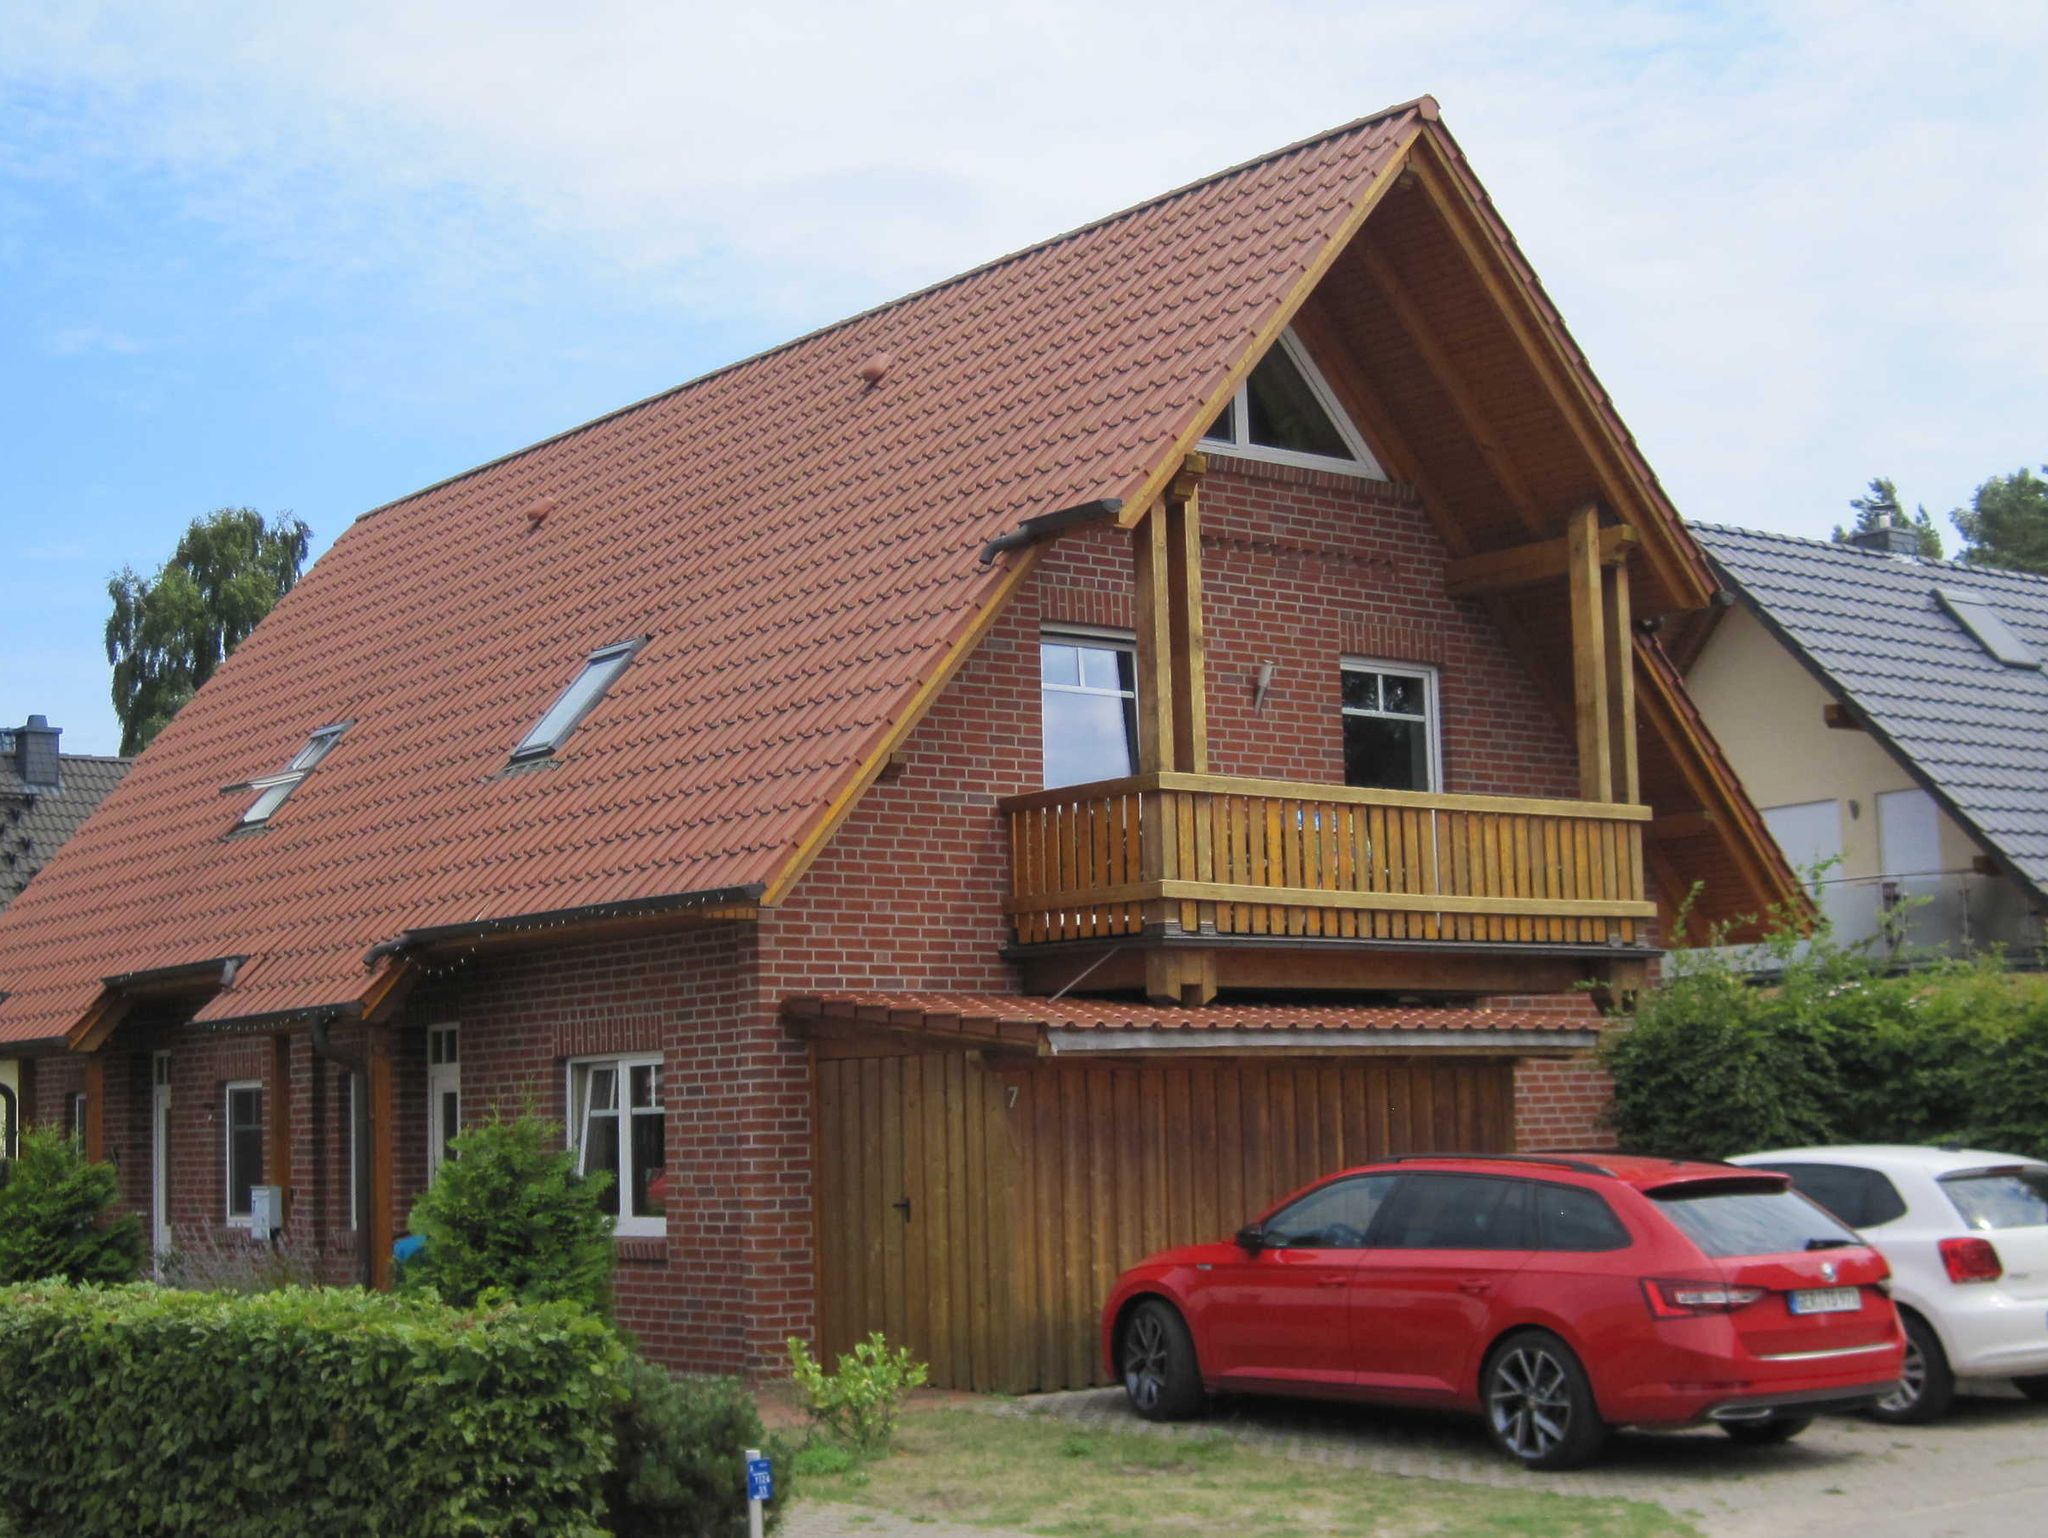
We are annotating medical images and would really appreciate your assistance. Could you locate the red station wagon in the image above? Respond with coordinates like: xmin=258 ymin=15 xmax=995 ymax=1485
xmin=1101 ymin=1153 xmax=1905 ymax=1468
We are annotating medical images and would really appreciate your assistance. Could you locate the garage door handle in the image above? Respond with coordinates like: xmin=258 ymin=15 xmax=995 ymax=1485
xmin=892 ymin=1197 xmax=912 ymax=1222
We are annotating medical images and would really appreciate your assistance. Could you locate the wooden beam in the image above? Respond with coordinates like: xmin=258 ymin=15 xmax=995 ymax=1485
xmin=1357 ymin=243 xmax=1547 ymax=537
xmin=80 ymin=1053 xmax=105 ymax=1164
xmin=1651 ymin=809 xmax=1718 ymax=842
xmin=1824 ymin=702 xmax=1863 ymax=731
xmin=366 ymin=1026 xmax=396 ymax=1290
xmin=1165 ymin=473 xmax=1209 ymax=774
xmin=1443 ymin=525 xmax=1637 ymax=599
xmin=1604 ymin=561 xmax=1640 ymax=803
xmin=65 ymin=990 xmax=131 ymax=1054
xmin=357 ymin=956 xmax=417 ymax=1024
xmin=1132 ymin=501 xmax=1176 ymax=774
xmin=1568 ymin=505 xmax=1613 ymax=801
xmin=270 ymin=1034 xmax=294 ymax=1226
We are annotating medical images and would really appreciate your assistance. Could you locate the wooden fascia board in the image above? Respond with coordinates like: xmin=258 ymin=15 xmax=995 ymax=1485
xmin=1444 ymin=524 xmax=1638 ymax=599
xmin=760 ymin=547 xmax=1045 ymax=905
xmin=1112 ymin=125 xmax=1425 ymax=531
xmin=1406 ymin=128 xmax=1715 ymax=614
xmin=64 ymin=990 xmax=131 ymax=1054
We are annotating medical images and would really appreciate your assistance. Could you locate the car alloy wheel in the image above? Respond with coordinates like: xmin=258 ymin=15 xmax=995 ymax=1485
xmin=1877 ymin=1334 xmax=1927 ymax=1417
xmin=1871 ymin=1312 xmax=1954 ymax=1424
xmin=1123 ymin=1309 xmax=1171 ymax=1414
xmin=1488 ymin=1343 xmax=1575 ymax=1462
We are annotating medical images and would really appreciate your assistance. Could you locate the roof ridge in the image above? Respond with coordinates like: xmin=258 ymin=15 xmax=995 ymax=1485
xmin=353 ymin=96 xmax=1435 ymax=526
xmin=1693 ymin=519 xmax=2048 ymax=589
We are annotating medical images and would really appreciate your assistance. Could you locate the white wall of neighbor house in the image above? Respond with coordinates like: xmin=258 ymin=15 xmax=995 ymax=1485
xmin=0 ymin=1058 xmax=17 ymax=1156
xmin=1687 ymin=604 xmax=1984 ymax=883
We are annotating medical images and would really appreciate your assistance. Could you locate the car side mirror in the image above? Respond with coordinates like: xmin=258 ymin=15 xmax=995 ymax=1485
xmin=1235 ymin=1224 xmax=1267 ymax=1254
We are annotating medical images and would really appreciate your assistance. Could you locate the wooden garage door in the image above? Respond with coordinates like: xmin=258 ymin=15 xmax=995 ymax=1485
xmin=814 ymin=1049 xmax=1515 ymax=1393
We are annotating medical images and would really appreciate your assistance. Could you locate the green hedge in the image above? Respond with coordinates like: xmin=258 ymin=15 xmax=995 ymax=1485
xmin=1603 ymin=922 xmax=2048 ymax=1161
xmin=0 ymin=1283 xmax=625 ymax=1538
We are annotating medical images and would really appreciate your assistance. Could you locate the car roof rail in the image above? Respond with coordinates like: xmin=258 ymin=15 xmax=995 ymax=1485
xmin=1378 ymin=1152 xmax=1613 ymax=1177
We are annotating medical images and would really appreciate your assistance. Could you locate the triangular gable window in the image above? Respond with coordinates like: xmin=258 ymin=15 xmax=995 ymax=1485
xmin=1202 ymin=328 xmax=1385 ymax=479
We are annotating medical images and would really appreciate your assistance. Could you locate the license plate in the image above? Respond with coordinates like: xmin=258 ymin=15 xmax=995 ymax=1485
xmin=1789 ymin=1287 xmax=1861 ymax=1315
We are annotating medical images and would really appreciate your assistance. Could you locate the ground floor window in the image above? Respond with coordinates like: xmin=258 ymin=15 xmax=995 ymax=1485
xmin=224 ymin=1081 xmax=263 ymax=1223
xmin=427 ymin=1024 xmax=460 ymax=1182
xmin=67 ymin=1091 xmax=87 ymax=1148
xmin=567 ymin=1055 xmax=666 ymax=1236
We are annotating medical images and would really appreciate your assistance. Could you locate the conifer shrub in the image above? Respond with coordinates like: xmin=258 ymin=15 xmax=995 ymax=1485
xmin=0 ymin=1127 xmax=144 ymax=1286
xmin=604 ymin=1357 xmax=793 ymax=1537
xmin=399 ymin=1112 xmax=616 ymax=1315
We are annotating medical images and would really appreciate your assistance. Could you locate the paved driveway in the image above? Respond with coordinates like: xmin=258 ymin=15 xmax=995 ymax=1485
xmin=1010 ymin=1384 xmax=2048 ymax=1538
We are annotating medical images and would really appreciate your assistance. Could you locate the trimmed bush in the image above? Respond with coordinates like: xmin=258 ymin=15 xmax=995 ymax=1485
xmin=0 ymin=1282 xmax=624 ymax=1538
xmin=605 ymin=1357 xmax=793 ymax=1537
xmin=0 ymin=1127 xmax=144 ymax=1286
xmin=787 ymin=1333 xmax=927 ymax=1456
xmin=400 ymin=1112 xmax=616 ymax=1315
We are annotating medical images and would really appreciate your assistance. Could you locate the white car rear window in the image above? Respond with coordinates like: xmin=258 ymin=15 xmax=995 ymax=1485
xmin=1942 ymin=1168 xmax=2048 ymax=1231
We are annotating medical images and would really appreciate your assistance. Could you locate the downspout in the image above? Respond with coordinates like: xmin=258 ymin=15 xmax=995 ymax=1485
xmin=309 ymin=1013 xmax=374 ymax=1289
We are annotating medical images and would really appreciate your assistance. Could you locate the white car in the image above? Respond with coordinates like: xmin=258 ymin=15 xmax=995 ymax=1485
xmin=1729 ymin=1145 xmax=2048 ymax=1421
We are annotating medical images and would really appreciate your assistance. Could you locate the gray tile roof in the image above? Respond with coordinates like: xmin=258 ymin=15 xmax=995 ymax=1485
xmin=1693 ymin=522 xmax=2048 ymax=901
xmin=0 ymin=753 xmax=130 ymax=909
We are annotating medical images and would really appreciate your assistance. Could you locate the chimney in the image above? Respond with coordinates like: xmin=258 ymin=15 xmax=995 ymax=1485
xmin=14 ymin=715 xmax=61 ymax=789
xmin=1847 ymin=526 xmax=1921 ymax=558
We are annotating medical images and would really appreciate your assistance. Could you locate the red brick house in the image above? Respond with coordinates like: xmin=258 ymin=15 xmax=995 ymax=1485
xmin=0 ymin=97 xmax=1794 ymax=1390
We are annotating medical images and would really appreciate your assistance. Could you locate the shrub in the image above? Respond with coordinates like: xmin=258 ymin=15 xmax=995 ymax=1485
xmin=156 ymin=1226 xmax=326 ymax=1294
xmin=604 ymin=1356 xmax=793 ymax=1537
xmin=399 ymin=1112 xmax=616 ymax=1315
xmin=0 ymin=1282 xmax=624 ymax=1538
xmin=1603 ymin=907 xmax=2048 ymax=1161
xmin=0 ymin=1127 xmax=144 ymax=1286
xmin=787 ymin=1333 xmax=927 ymax=1456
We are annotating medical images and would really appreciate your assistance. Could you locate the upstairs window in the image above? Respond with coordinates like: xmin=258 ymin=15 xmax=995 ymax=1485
xmin=240 ymin=723 xmax=346 ymax=825
xmin=1341 ymin=661 xmax=1439 ymax=792
xmin=512 ymin=640 xmax=643 ymax=761
xmin=1202 ymin=328 xmax=1386 ymax=478
xmin=1041 ymin=631 xmax=1138 ymax=789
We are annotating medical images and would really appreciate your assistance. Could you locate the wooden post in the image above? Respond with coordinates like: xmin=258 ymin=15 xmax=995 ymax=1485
xmin=366 ymin=1026 xmax=396 ymax=1290
xmin=1131 ymin=501 xmax=1176 ymax=774
xmin=269 ymin=1034 xmax=294 ymax=1226
xmin=1567 ymin=504 xmax=1613 ymax=802
xmin=79 ymin=1053 xmax=106 ymax=1163
xmin=1165 ymin=461 xmax=1209 ymax=774
xmin=1603 ymin=561 xmax=1639 ymax=803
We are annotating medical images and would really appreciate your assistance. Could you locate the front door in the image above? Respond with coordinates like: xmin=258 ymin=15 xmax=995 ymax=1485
xmin=151 ymin=1052 xmax=173 ymax=1259
xmin=1200 ymin=1173 xmax=1395 ymax=1391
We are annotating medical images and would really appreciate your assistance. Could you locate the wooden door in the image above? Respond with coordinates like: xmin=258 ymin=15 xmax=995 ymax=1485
xmin=812 ymin=1048 xmax=1017 ymax=1391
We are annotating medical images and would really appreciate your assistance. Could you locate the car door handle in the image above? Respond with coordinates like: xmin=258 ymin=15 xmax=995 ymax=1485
xmin=1317 ymin=1276 xmax=1348 ymax=1288
xmin=1458 ymin=1280 xmax=1493 ymax=1296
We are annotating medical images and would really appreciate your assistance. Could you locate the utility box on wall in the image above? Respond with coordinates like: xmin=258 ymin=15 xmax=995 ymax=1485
xmin=248 ymin=1185 xmax=284 ymax=1241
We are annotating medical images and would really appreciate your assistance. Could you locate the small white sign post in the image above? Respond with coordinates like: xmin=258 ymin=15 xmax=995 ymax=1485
xmin=744 ymin=1447 xmax=773 ymax=1538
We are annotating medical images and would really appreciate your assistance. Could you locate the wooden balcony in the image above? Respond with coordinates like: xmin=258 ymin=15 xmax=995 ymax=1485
xmin=1001 ymin=772 xmax=1653 ymax=971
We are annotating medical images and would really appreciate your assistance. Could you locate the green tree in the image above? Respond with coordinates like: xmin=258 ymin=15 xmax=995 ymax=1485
xmin=1831 ymin=476 xmax=1943 ymax=559
xmin=105 ymin=507 xmax=312 ymax=754
xmin=1954 ymin=465 xmax=2048 ymax=574
xmin=0 ymin=1126 xmax=146 ymax=1285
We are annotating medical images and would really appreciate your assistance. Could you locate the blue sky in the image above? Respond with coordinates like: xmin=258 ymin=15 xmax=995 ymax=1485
xmin=4 ymin=1 xmax=2044 ymax=755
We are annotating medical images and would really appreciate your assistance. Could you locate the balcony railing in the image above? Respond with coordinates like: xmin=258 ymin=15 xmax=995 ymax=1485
xmin=1000 ymin=772 xmax=1654 ymax=948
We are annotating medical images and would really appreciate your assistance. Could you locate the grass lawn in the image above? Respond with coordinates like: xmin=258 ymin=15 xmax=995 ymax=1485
xmin=797 ymin=1409 xmax=1697 ymax=1538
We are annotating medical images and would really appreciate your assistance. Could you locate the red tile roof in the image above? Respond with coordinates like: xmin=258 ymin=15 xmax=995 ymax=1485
xmin=0 ymin=102 xmax=1432 ymax=1045
xmin=784 ymin=992 xmax=1592 ymax=1038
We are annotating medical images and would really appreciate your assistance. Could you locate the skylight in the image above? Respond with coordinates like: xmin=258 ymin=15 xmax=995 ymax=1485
xmin=240 ymin=724 xmax=346 ymax=826
xmin=1935 ymin=587 xmax=2040 ymax=670
xmin=512 ymin=640 xmax=643 ymax=761
xmin=1201 ymin=328 xmax=1385 ymax=478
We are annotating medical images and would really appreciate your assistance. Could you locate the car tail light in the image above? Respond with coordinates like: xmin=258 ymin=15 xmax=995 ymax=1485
xmin=1642 ymin=1279 xmax=1767 ymax=1318
xmin=1939 ymin=1236 xmax=2003 ymax=1284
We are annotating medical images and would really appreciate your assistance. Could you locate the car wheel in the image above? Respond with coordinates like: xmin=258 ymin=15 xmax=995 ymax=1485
xmin=1481 ymin=1331 xmax=1608 ymax=1471
xmin=1870 ymin=1312 xmax=1955 ymax=1424
xmin=1721 ymin=1415 xmax=1812 ymax=1446
xmin=2013 ymin=1375 xmax=2048 ymax=1403
xmin=1120 ymin=1299 xmax=1205 ymax=1422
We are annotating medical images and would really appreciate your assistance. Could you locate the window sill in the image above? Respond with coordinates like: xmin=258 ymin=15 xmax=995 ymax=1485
xmin=614 ymin=1236 xmax=667 ymax=1265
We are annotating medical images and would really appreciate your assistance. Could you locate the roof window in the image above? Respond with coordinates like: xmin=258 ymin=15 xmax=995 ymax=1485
xmin=1935 ymin=586 xmax=2040 ymax=669
xmin=512 ymin=640 xmax=643 ymax=761
xmin=1201 ymin=328 xmax=1385 ymax=479
xmin=240 ymin=723 xmax=347 ymax=825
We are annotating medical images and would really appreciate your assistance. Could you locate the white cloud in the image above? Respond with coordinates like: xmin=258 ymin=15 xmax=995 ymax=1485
xmin=3 ymin=0 xmax=2044 ymax=536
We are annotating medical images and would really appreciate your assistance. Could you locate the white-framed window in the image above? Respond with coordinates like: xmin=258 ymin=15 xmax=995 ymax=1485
xmin=66 ymin=1091 xmax=87 ymax=1148
xmin=427 ymin=1025 xmax=461 ymax=1183
xmin=240 ymin=723 xmax=347 ymax=826
xmin=1201 ymin=327 xmax=1386 ymax=479
xmin=224 ymin=1081 xmax=264 ymax=1224
xmin=1340 ymin=660 xmax=1441 ymax=792
xmin=566 ymin=1055 xmax=667 ymax=1237
xmin=1040 ymin=629 xmax=1139 ymax=789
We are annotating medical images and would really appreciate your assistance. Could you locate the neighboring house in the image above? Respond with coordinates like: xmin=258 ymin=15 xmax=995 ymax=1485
xmin=0 ymin=97 xmax=1795 ymax=1388
xmin=1683 ymin=523 xmax=2048 ymax=964
xmin=0 ymin=715 xmax=130 ymax=1156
